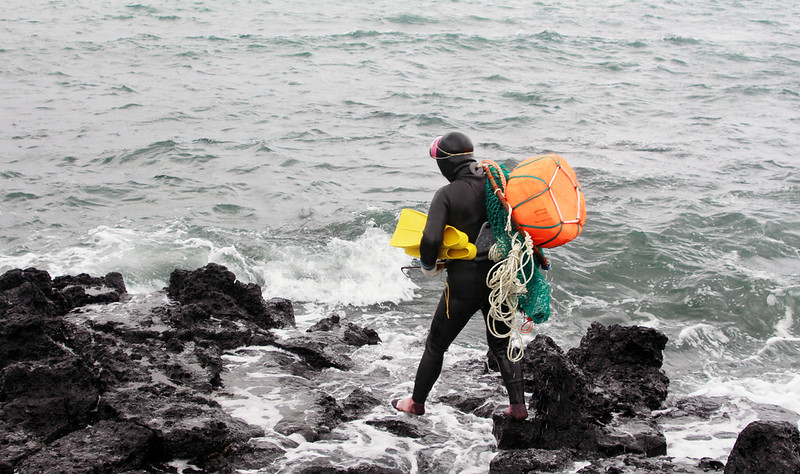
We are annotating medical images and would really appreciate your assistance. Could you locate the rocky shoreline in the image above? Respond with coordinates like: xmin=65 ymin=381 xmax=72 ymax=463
xmin=1 ymin=264 xmax=798 ymax=473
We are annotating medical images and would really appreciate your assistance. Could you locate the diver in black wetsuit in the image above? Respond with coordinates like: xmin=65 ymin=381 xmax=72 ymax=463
xmin=392 ymin=132 xmax=528 ymax=420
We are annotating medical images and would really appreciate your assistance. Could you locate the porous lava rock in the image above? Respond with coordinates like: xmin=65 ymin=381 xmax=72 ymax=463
xmin=0 ymin=264 xmax=379 ymax=472
xmin=724 ymin=420 xmax=800 ymax=474
xmin=568 ymin=322 xmax=670 ymax=413
xmin=167 ymin=262 xmax=295 ymax=330
xmin=492 ymin=323 xmax=669 ymax=460
xmin=3 ymin=265 xmax=797 ymax=474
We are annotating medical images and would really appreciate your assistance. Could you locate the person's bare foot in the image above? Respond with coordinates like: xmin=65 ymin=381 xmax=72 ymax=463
xmin=391 ymin=397 xmax=425 ymax=415
xmin=503 ymin=403 xmax=528 ymax=420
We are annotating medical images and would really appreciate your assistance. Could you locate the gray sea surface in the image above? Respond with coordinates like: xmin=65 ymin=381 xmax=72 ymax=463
xmin=1 ymin=0 xmax=799 ymax=472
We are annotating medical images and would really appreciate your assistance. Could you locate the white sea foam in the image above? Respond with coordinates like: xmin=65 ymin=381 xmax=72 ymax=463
xmin=258 ymin=226 xmax=419 ymax=307
xmin=676 ymin=323 xmax=731 ymax=351
xmin=692 ymin=375 xmax=800 ymax=419
xmin=774 ymin=303 xmax=795 ymax=338
xmin=217 ymin=385 xmax=283 ymax=429
xmin=0 ymin=223 xmax=418 ymax=309
xmin=0 ymin=224 xmax=232 ymax=293
xmin=217 ymin=319 xmax=508 ymax=473
xmin=664 ymin=374 xmax=800 ymax=464
xmin=662 ymin=404 xmax=750 ymax=464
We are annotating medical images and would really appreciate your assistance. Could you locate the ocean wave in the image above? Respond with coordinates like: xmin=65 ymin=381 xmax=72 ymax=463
xmin=1 ymin=2 xmax=799 ymax=464
xmin=384 ymin=13 xmax=438 ymax=26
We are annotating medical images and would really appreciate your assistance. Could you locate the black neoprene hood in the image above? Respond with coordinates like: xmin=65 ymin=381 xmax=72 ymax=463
xmin=432 ymin=131 xmax=474 ymax=157
xmin=434 ymin=132 xmax=476 ymax=182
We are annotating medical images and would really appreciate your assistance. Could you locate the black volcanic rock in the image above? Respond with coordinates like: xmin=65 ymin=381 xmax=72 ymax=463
xmin=340 ymin=387 xmax=382 ymax=421
xmin=53 ymin=271 xmax=127 ymax=308
xmin=269 ymin=314 xmax=382 ymax=373
xmin=16 ymin=420 xmax=153 ymax=473
xmin=1 ymin=356 xmax=100 ymax=440
xmin=0 ymin=267 xmax=62 ymax=316
xmin=307 ymin=313 xmax=381 ymax=346
xmin=0 ymin=264 xmax=391 ymax=473
xmin=493 ymin=323 xmax=667 ymax=457
xmin=724 ymin=420 xmax=800 ymax=474
xmin=0 ymin=266 xmax=273 ymax=472
xmin=489 ymin=448 xmax=575 ymax=474
xmin=568 ymin=322 xmax=670 ymax=412
xmin=2 ymin=265 xmax=797 ymax=474
xmin=167 ymin=262 xmax=295 ymax=330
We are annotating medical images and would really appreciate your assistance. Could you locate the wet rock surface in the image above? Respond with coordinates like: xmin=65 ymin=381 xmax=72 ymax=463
xmin=1 ymin=264 xmax=796 ymax=473
xmin=0 ymin=264 xmax=377 ymax=473
xmin=723 ymin=420 xmax=800 ymax=474
xmin=493 ymin=324 xmax=669 ymax=456
xmin=490 ymin=322 xmax=798 ymax=473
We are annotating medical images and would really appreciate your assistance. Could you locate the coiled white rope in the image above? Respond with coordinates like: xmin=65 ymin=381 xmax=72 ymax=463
xmin=485 ymin=209 xmax=537 ymax=362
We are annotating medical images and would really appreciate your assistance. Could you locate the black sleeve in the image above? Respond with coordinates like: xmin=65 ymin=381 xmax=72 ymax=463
xmin=420 ymin=187 xmax=449 ymax=268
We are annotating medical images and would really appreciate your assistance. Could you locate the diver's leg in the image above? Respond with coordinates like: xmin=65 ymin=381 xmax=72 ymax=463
xmin=482 ymin=306 xmax=528 ymax=419
xmin=411 ymin=288 xmax=475 ymax=403
xmin=394 ymin=264 xmax=484 ymax=414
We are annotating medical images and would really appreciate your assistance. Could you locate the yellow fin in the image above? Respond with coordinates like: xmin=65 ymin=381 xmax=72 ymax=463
xmin=443 ymin=243 xmax=477 ymax=260
xmin=390 ymin=208 xmax=475 ymax=260
xmin=442 ymin=226 xmax=468 ymax=249
xmin=402 ymin=244 xmax=476 ymax=260
xmin=388 ymin=209 xmax=425 ymax=248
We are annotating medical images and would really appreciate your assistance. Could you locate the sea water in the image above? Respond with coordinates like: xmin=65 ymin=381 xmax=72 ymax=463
xmin=1 ymin=0 xmax=798 ymax=472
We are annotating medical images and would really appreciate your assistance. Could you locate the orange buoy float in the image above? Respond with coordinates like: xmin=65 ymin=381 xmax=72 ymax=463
xmin=504 ymin=154 xmax=586 ymax=248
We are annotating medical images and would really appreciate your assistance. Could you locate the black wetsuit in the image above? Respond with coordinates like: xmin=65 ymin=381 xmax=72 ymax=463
xmin=413 ymin=157 xmax=525 ymax=406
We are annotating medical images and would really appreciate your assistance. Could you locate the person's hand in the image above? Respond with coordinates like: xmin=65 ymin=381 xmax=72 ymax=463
xmin=421 ymin=260 xmax=446 ymax=277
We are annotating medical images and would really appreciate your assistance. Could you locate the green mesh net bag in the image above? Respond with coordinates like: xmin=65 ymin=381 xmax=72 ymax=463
xmin=484 ymin=161 xmax=551 ymax=324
